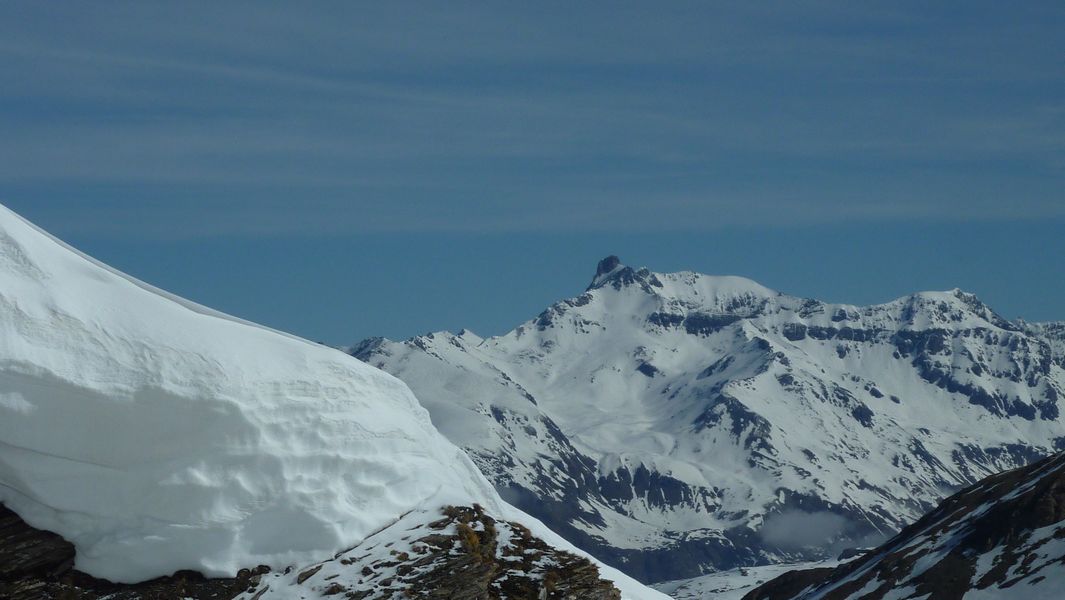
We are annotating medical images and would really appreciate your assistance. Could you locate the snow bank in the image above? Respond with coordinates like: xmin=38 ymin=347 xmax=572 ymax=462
xmin=0 ymin=205 xmax=667 ymax=599
xmin=0 ymin=204 xmax=501 ymax=582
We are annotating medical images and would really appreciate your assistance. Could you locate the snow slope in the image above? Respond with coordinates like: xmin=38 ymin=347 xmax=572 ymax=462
xmin=0 ymin=205 xmax=665 ymax=599
xmin=353 ymin=256 xmax=1065 ymax=582
xmin=0 ymin=204 xmax=499 ymax=582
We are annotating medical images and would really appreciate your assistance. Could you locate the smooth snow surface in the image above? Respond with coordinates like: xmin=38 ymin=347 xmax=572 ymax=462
xmin=0 ymin=205 xmax=666 ymax=599
xmin=0 ymin=204 xmax=501 ymax=581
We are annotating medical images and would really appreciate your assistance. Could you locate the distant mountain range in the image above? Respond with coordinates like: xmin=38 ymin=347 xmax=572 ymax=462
xmin=351 ymin=256 xmax=1065 ymax=583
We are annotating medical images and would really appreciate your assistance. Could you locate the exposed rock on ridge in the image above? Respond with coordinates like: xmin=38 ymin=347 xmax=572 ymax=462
xmin=0 ymin=503 xmax=624 ymax=600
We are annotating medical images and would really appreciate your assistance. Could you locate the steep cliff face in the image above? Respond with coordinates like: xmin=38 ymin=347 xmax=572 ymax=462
xmin=743 ymin=451 xmax=1065 ymax=600
xmin=354 ymin=257 xmax=1065 ymax=582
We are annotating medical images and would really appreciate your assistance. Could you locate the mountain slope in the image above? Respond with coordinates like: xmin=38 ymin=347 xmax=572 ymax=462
xmin=654 ymin=561 xmax=842 ymax=600
xmin=1023 ymin=320 xmax=1065 ymax=366
xmin=744 ymin=451 xmax=1065 ymax=599
xmin=353 ymin=256 xmax=1065 ymax=582
xmin=0 ymin=207 xmax=666 ymax=600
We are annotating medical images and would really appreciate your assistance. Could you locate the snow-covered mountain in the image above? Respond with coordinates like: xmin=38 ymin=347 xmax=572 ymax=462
xmin=744 ymin=450 xmax=1065 ymax=599
xmin=352 ymin=256 xmax=1065 ymax=583
xmin=0 ymin=207 xmax=665 ymax=600
xmin=1022 ymin=320 xmax=1065 ymax=366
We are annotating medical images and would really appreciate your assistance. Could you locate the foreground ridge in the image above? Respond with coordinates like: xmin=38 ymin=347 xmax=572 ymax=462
xmin=744 ymin=451 xmax=1065 ymax=599
xmin=0 ymin=503 xmax=624 ymax=600
xmin=242 ymin=504 xmax=622 ymax=600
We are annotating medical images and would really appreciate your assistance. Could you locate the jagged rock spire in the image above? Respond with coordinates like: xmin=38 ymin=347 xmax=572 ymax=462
xmin=596 ymin=255 xmax=621 ymax=278
xmin=589 ymin=255 xmax=624 ymax=289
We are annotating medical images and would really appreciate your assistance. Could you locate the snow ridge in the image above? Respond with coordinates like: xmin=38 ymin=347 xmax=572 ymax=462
xmin=0 ymin=204 xmax=502 ymax=582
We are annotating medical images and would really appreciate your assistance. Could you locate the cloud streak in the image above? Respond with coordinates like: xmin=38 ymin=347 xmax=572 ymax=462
xmin=1 ymin=1 xmax=1062 ymax=238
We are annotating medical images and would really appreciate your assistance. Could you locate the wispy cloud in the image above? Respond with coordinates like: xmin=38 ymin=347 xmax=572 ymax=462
xmin=1 ymin=1 xmax=1062 ymax=237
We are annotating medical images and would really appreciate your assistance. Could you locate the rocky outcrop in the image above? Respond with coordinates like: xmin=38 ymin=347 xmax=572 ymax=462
xmin=242 ymin=504 xmax=623 ymax=600
xmin=1 ymin=503 xmax=622 ymax=600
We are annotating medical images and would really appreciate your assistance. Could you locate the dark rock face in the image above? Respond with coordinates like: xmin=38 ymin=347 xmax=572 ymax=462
xmin=741 ymin=567 xmax=838 ymax=600
xmin=0 ymin=504 xmax=73 ymax=581
xmin=596 ymin=255 xmax=622 ymax=278
xmin=683 ymin=313 xmax=744 ymax=336
xmin=743 ymin=452 xmax=1065 ymax=600
xmin=347 ymin=336 xmax=388 ymax=361
xmin=636 ymin=361 xmax=660 ymax=377
xmin=587 ymin=261 xmax=664 ymax=293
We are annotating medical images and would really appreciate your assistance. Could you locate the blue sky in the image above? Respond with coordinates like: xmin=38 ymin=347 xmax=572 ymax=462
xmin=2 ymin=2 xmax=1062 ymax=343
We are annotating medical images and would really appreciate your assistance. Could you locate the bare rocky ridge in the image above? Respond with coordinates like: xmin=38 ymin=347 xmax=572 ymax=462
xmin=241 ymin=504 xmax=621 ymax=600
xmin=0 ymin=503 xmax=621 ymax=600
xmin=743 ymin=451 xmax=1065 ymax=599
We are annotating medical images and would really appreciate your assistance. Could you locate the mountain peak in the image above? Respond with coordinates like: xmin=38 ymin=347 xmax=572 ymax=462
xmin=596 ymin=255 xmax=622 ymax=277
xmin=589 ymin=255 xmax=627 ymax=289
xmin=893 ymin=288 xmax=1017 ymax=331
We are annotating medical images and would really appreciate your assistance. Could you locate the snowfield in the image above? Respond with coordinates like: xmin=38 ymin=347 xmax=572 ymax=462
xmin=0 ymin=205 xmax=666 ymax=600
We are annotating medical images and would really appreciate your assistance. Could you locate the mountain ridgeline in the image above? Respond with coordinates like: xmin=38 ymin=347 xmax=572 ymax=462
xmin=351 ymin=257 xmax=1065 ymax=583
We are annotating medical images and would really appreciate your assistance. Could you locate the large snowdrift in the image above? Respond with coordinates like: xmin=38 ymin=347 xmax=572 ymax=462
xmin=0 ymin=205 xmax=667 ymax=599
xmin=0 ymin=204 xmax=501 ymax=581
